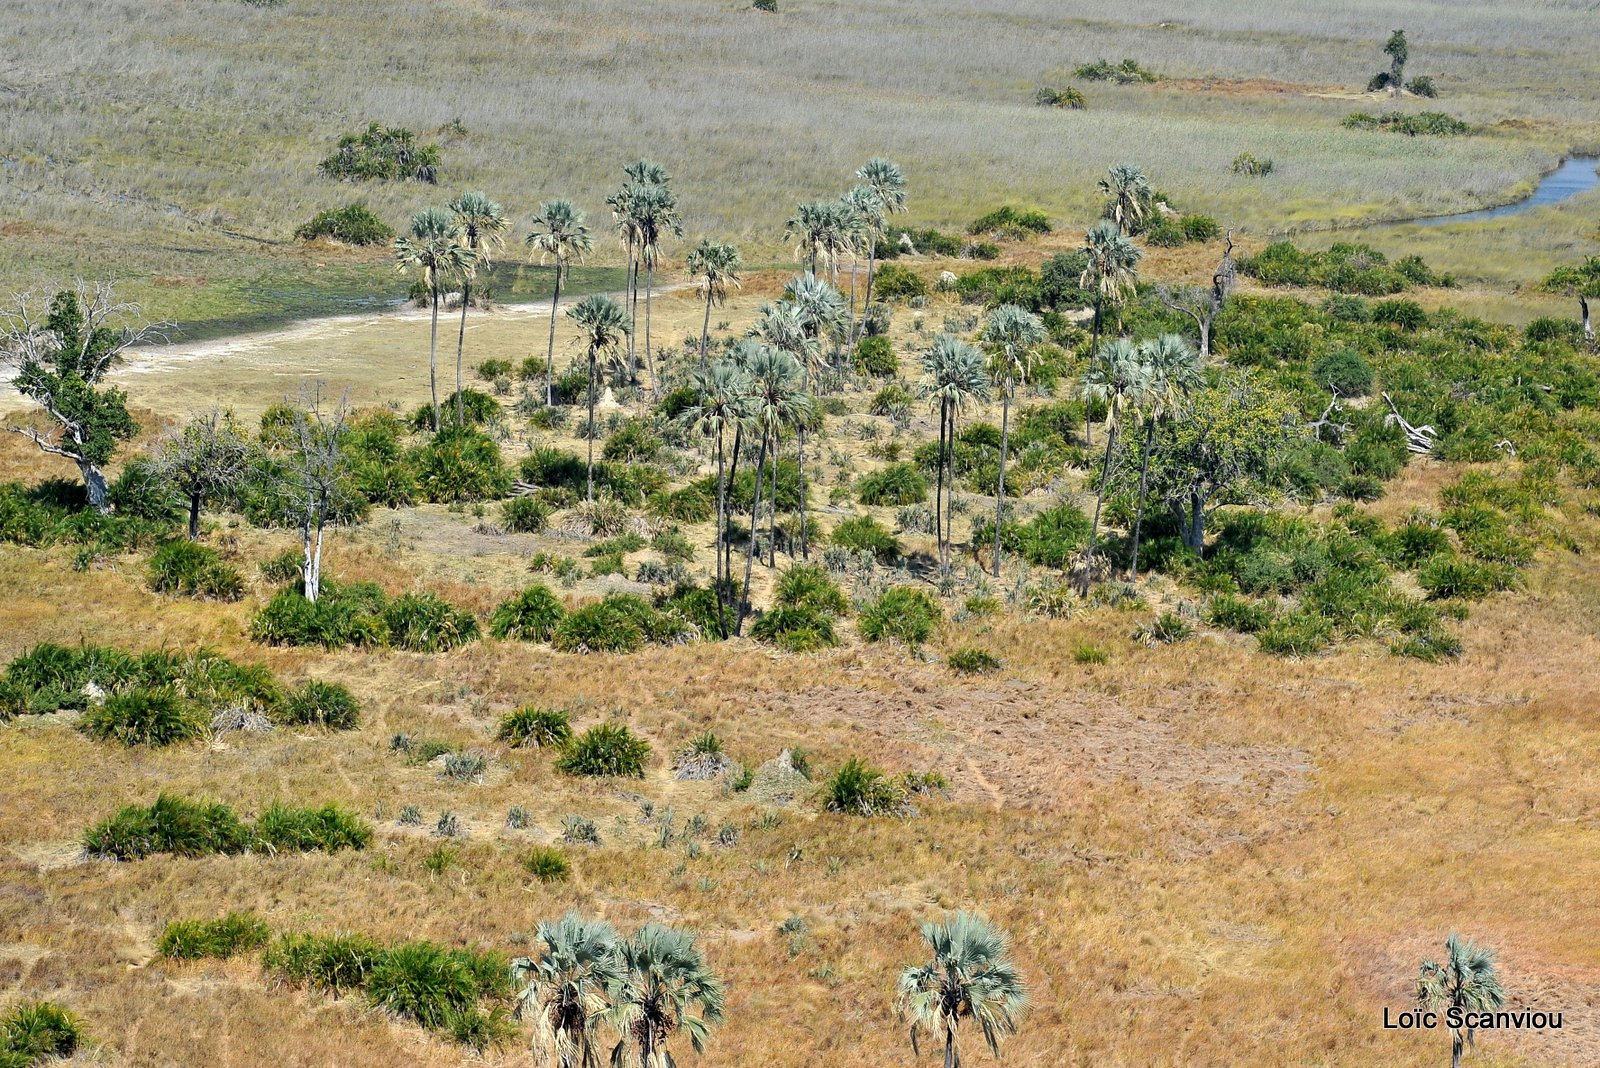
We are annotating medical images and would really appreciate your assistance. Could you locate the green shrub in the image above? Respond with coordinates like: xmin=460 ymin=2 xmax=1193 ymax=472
xmin=1134 ymin=612 xmax=1193 ymax=645
xmin=1256 ymin=611 xmax=1334 ymax=657
xmin=501 ymin=495 xmax=550 ymax=533
xmin=968 ymin=206 xmax=1052 ymax=238
xmin=831 ymin=515 xmax=900 ymax=560
xmin=954 ymin=266 xmax=1042 ymax=310
xmin=252 ymin=802 xmax=374 ymax=853
xmin=1 ymin=1002 xmax=83 ymax=1063
xmin=602 ymin=420 xmax=663 ymax=464
xmin=159 ymin=913 xmax=272 ymax=960
xmin=872 ymin=263 xmax=928 ymax=301
xmin=260 ymin=549 xmax=303 ymax=584
xmin=496 ymin=706 xmax=572 ymax=749
xmin=1072 ymin=643 xmax=1109 ymax=665
xmin=411 ymin=427 xmax=511 ymax=503
xmin=295 ymin=204 xmax=394 ymax=245
xmin=857 ymin=463 xmax=928 ymax=506
xmin=858 ymin=587 xmax=941 ymax=647
xmin=519 ymin=446 xmax=587 ymax=491
xmin=366 ymin=942 xmax=480 ymax=1030
xmin=1205 ymin=594 xmax=1274 ymax=633
xmin=264 ymin=932 xmax=383 ymax=994
xmin=148 ymin=539 xmax=245 ymax=600
xmin=1232 ymin=153 xmax=1275 ymax=176
xmin=1073 ymin=57 xmax=1158 ymax=83
xmin=384 ymin=592 xmax=480 ymax=652
xmin=650 ymin=482 xmax=715 ymax=523
xmin=521 ymin=847 xmax=571 ymax=883
xmin=80 ymin=687 xmax=203 ymax=747
xmin=550 ymin=593 xmax=689 ymax=652
xmin=1240 ymin=241 xmax=1452 ymax=294
xmin=853 ymin=335 xmax=898 ymax=376
xmin=281 ymin=680 xmax=361 ymax=730
xmin=556 ymin=723 xmax=651 ymax=777
xmin=822 ymin=758 xmax=905 ymax=816
xmin=947 ymin=647 xmax=1002 ymax=674
xmin=1343 ymin=111 xmax=1469 ymax=136
xmin=489 ymin=584 xmax=566 ymax=641
xmin=83 ymin=794 xmax=254 ymax=860
xmin=319 ymin=122 xmax=440 ymax=183
xmin=773 ymin=565 xmax=849 ymax=615
xmin=1035 ymin=85 xmax=1088 ymax=109
xmin=1416 ymin=555 xmax=1516 ymax=601
xmin=751 ymin=605 xmax=839 ymax=652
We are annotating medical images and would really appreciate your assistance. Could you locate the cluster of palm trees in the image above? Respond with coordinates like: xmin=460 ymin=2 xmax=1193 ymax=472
xmin=513 ymin=910 xmax=1028 ymax=1068
xmin=785 ymin=158 xmax=908 ymax=346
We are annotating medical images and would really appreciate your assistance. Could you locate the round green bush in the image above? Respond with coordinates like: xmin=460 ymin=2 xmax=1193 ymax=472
xmin=750 ymin=605 xmax=839 ymax=652
xmin=501 ymin=496 xmax=550 ymax=534
xmin=281 ymin=680 xmax=361 ymax=730
xmin=496 ymin=706 xmax=572 ymax=749
xmin=831 ymin=515 xmax=900 ymax=561
xmin=158 ymin=912 xmax=272 ymax=960
xmin=295 ymin=204 xmax=394 ymax=245
xmin=366 ymin=942 xmax=479 ymax=1030
xmin=489 ymin=584 xmax=566 ymax=642
xmin=411 ymin=427 xmax=512 ymax=503
xmin=858 ymin=587 xmax=941 ymax=647
xmin=521 ymin=847 xmax=571 ymax=883
xmin=149 ymin=540 xmax=244 ymax=601
xmin=556 ymin=723 xmax=651 ymax=777
xmin=852 ymin=335 xmax=898 ymax=377
xmin=773 ymin=565 xmax=849 ymax=615
xmin=80 ymin=686 xmax=203 ymax=747
xmin=384 ymin=592 xmax=480 ymax=653
xmin=1311 ymin=349 xmax=1374 ymax=396
xmin=1 ymin=1002 xmax=83 ymax=1063
xmin=857 ymin=463 xmax=928 ymax=507
xmin=821 ymin=758 xmax=905 ymax=816
xmin=947 ymin=647 xmax=1001 ymax=674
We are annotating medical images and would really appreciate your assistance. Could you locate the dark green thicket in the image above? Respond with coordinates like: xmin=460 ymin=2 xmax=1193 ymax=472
xmin=556 ymin=723 xmax=652 ymax=777
xmin=83 ymin=794 xmax=371 ymax=860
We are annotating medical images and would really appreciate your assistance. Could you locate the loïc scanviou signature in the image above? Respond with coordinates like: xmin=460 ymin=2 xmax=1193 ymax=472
xmin=1384 ymin=1007 xmax=1563 ymax=1031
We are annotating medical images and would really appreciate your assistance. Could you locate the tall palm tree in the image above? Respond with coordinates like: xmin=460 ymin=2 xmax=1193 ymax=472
xmin=738 ymin=345 xmax=807 ymax=631
xmin=920 ymin=334 xmax=989 ymax=567
xmin=632 ymin=181 xmax=682 ymax=394
xmin=1098 ymin=162 xmax=1153 ymax=236
xmin=750 ymin=300 xmax=823 ymax=558
xmin=447 ymin=191 xmax=508 ymax=425
xmin=567 ymin=294 xmax=632 ymax=501
xmin=895 ymin=912 xmax=1027 ymax=1068
xmin=527 ymin=199 xmax=594 ymax=405
xmin=854 ymin=157 xmax=907 ymax=345
xmin=1078 ymin=338 xmax=1148 ymax=593
xmin=679 ymin=360 xmax=752 ymax=637
xmin=841 ymin=186 xmax=875 ymax=324
xmin=782 ymin=272 xmax=850 ymax=379
xmin=785 ymin=201 xmax=838 ymax=278
xmin=1416 ymin=934 xmax=1505 ymax=1068
xmin=603 ymin=924 xmax=725 ymax=1068
xmin=1128 ymin=333 xmax=1201 ymax=580
xmin=1079 ymin=220 xmax=1142 ymax=443
xmin=686 ymin=239 xmax=742 ymax=370
xmin=980 ymin=304 xmax=1046 ymax=578
xmin=393 ymin=207 xmax=474 ymax=432
xmin=511 ymin=913 xmax=622 ymax=1068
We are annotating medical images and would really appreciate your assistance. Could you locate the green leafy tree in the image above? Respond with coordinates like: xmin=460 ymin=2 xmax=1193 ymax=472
xmin=527 ymin=199 xmax=595 ymax=405
xmin=566 ymin=295 xmax=632 ymax=501
xmin=279 ymin=392 xmax=361 ymax=603
xmin=511 ymin=913 xmax=622 ymax=1068
xmin=920 ymin=334 xmax=989 ymax=566
xmin=394 ymin=208 xmax=475 ymax=432
xmin=1375 ymin=29 xmax=1409 ymax=96
xmin=1 ymin=284 xmax=158 ymax=510
xmin=979 ymin=305 xmax=1046 ymax=577
xmin=448 ymin=191 xmax=509 ymax=425
xmin=853 ymin=157 xmax=908 ymax=344
xmin=895 ymin=912 xmax=1027 ymax=1068
xmin=158 ymin=409 xmax=254 ymax=538
xmin=1141 ymin=372 xmax=1298 ymax=550
xmin=686 ymin=240 xmax=742 ymax=369
xmin=1416 ymin=934 xmax=1504 ymax=1068
xmin=603 ymin=924 xmax=725 ymax=1068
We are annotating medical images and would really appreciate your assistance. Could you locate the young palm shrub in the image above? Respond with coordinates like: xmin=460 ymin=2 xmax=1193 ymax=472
xmin=557 ymin=724 xmax=651 ymax=778
xmin=158 ymin=913 xmax=272 ymax=960
xmin=751 ymin=605 xmax=839 ymax=652
xmin=521 ymin=847 xmax=572 ymax=884
xmin=384 ymin=592 xmax=480 ymax=652
xmin=858 ymin=587 xmax=942 ymax=648
xmin=366 ymin=941 xmax=481 ymax=1031
xmin=79 ymin=686 xmax=203 ymax=747
xmin=264 ymin=932 xmax=384 ymax=994
xmin=511 ymin=913 xmax=621 ymax=1068
xmin=280 ymin=680 xmax=361 ymax=730
xmin=857 ymin=462 xmax=929 ymax=506
xmin=947 ymin=647 xmax=1002 ymax=675
xmin=1416 ymin=934 xmax=1504 ymax=1068
xmin=502 ymin=495 xmax=552 ymax=533
xmin=895 ymin=912 xmax=1027 ymax=1066
xmin=603 ymin=924 xmax=725 ymax=1068
xmin=148 ymin=539 xmax=244 ymax=600
xmin=83 ymin=794 xmax=254 ymax=860
xmin=831 ymin=514 xmax=900 ymax=561
xmin=490 ymin=583 xmax=567 ymax=641
xmin=822 ymin=758 xmax=906 ymax=816
xmin=1 ymin=1002 xmax=84 ymax=1064
xmin=497 ymin=706 xmax=573 ymax=749
xmin=252 ymin=803 xmax=373 ymax=853
xmin=773 ymin=564 xmax=849 ymax=616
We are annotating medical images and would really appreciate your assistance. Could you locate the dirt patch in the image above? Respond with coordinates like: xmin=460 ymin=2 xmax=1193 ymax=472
xmin=1157 ymin=77 xmax=1349 ymax=98
xmin=765 ymin=672 xmax=1309 ymax=812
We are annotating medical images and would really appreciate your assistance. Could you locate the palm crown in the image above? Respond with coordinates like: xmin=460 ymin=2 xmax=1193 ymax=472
xmin=528 ymin=199 xmax=594 ymax=267
xmin=604 ymin=924 xmax=726 ymax=1068
xmin=513 ymin=913 xmax=623 ymax=1068
xmin=896 ymin=912 xmax=1027 ymax=1067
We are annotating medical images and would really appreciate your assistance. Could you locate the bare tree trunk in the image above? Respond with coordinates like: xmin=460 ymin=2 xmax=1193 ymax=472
xmin=934 ymin=398 xmax=947 ymax=566
xmin=700 ymin=288 xmax=713 ymax=371
xmin=429 ymin=283 xmax=441 ymax=432
xmin=545 ymin=265 xmax=562 ymax=406
xmin=1582 ymin=296 xmax=1594 ymax=347
xmin=714 ymin=429 xmax=729 ymax=638
xmin=796 ymin=428 xmax=809 ymax=559
xmin=585 ymin=349 xmax=597 ymax=502
xmin=848 ymin=252 xmax=858 ymax=328
xmin=626 ymin=251 xmax=638 ymax=384
xmin=738 ymin=434 xmax=769 ymax=635
xmin=1086 ymin=300 xmax=1102 ymax=446
xmin=1186 ymin=492 xmax=1205 ymax=551
xmin=1129 ymin=421 xmax=1156 ymax=580
xmin=187 ymin=493 xmax=202 ymax=540
xmin=857 ymin=242 xmax=878 ymax=347
xmin=644 ymin=262 xmax=657 ymax=394
xmin=455 ymin=278 xmax=469 ymax=426
xmin=81 ymin=462 xmax=110 ymax=514
xmin=767 ymin=429 xmax=779 ymax=567
xmin=724 ymin=425 xmax=743 ymax=584
xmin=992 ymin=382 xmax=1012 ymax=578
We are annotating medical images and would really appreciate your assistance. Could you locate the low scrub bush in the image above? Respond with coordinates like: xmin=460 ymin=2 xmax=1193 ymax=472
xmin=853 ymin=335 xmax=898 ymax=376
xmin=148 ymin=540 xmax=245 ymax=601
xmin=857 ymin=463 xmax=928 ymax=506
xmin=295 ymin=204 xmax=393 ymax=245
xmin=968 ymin=206 xmax=1052 ymax=238
xmin=858 ymin=587 xmax=941 ymax=647
xmin=281 ymin=680 xmax=360 ymax=730
xmin=159 ymin=913 xmax=272 ymax=960
xmin=319 ymin=122 xmax=440 ymax=183
xmin=497 ymin=706 xmax=573 ymax=748
xmin=250 ymin=802 xmax=374 ymax=853
xmin=1232 ymin=153 xmax=1274 ymax=176
xmin=501 ymin=496 xmax=550 ymax=533
xmin=947 ymin=647 xmax=1002 ymax=674
xmin=551 ymin=594 xmax=692 ymax=653
xmin=265 ymin=932 xmax=383 ymax=994
xmin=556 ymin=723 xmax=651 ymax=777
xmin=80 ymin=686 xmax=204 ymax=747
xmin=831 ymin=515 xmax=900 ymax=561
xmin=1343 ymin=111 xmax=1469 ymax=136
xmin=774 ymin=565 xmax=849 ymax=615
xmin=384 ymin=592 xmax=480 ymax=653
xmin=1074 ymin=57 xmax=1158 ymax=83
xmin=252 ymin=583 xmax=390 ymax=649
xmin=1416 ymin=555 xmax=1516 ymax=601
xmin=751 ymin=605 xmax=839 ymax=652
xmin=1 ymin=1002 xmax=83 ymax=1064
xmin=1035 ymin=85 xmax=1087 ymax=109
xmin=1241 ymin=242 xmax=1453 ymax=294
xmin=489 ymin=584 xmax=566 ymax=641
xmin=83 ymin=794 xmax=370 ymax=860
xmin=411 ymin=427 xmax=511 ymax=503
xmin=1205 ymin=594 xmax=1274 ymax=633
xmin=521 ymin=847 xmax=571 ymax=883
xmin=822 ymin=758 xmax=906 ymax=816
xmin=366 ymin=941 xmax=480 ymax=1030
xmin=872 ymin=263 xmax=928 ymax=301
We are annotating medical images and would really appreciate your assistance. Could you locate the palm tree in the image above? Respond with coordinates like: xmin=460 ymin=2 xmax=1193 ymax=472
xmin=841 ymin=186 xmax=875 ymax=324
xmin=393 ymin=207 xmax=474 ymax=432
xmin=750 ymin=300 xmax=823 ymax=558
xmin=1128 ymin=333 xmax=1201 ymax=579
xmin=782 ymin=272 xmax=850 ymax=379
xmin=1078 ymin=337 xmax=1148 ymax=593
xmin=679 ymin=360 xmax=752 ymax=637
xmin=920 ymin=334 xmax=989 ymax=566
xmin=979 ymin=304 xmax=1046 ymax=578
xmin=527 ymin=199 xmax=594 ymax=405
xmin=1416 ymin=934 xmax=1505 ymax=1068
xmin=785 ymin=201 xmax=838 ymax=278
xmin=1079 ymin=220 xmax=1142 ymax=443
xmin=567 ymin=294 xmax=632 ymax=501
xmin=895 ymin=912 xmax=1027 ymax=1068
xmin=603 ymin=924 xmax=725 ymax=1068
xmin=686 ymin=239 xmax=742 ymax=370
xmin=632 ymin=181 xmax=682 ymax=394
xmin=854 ymin=157 xmax=907 ymax=344
xmin=447 ymin=191 xmax=509 ymax=425
xmin=1098 ymin=162 xmax=1153 ymax=235
xmin=511 ymin=913 xmax=622 ymax=1068
xmin=738 ymin=345 xmax=807 ymax=630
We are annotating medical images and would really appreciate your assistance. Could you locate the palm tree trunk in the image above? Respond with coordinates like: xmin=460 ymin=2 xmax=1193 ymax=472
xmin=645 ymin=262 xmax=657 ymax=394
xmin=934 ymin=398 xmax=947 ymax=566
xmin=1129 ymin=421 xmax=1156 ymax=580
xmin=724 ymin=425 xmax=743 ymax=583
xmin=1086 ymin=300 xmax=1101 ymax=447
xmin=429 ymin=283 xmax=441 ymax=432
xmin=738 ymin=434 xmax=769 ymax=634
xmin=767 ymin=428 xmax=779 ymax=567
xmin=796 ymin=428 xmax=809 ymax=559
xmin=699 ymin=287 xmax=713 ymax=371
xmin=455 ymin=277 xmax=470 ymax=427
xmin=848 ymin=252 xmax=858 ymax=327
xmin=992 ymin=381 xmax=1011 ymax=578
xmin=585 ymin=349 xmax=597 ymax=502
xmin=1451 ymin=1031 xmax=1463 ymax=1068
xmin=626 ymin=250 xmax=638 ymax=383
xmin=945 ymin=409 xmax=958 ymax=566
xmin=545 ymin=264 xmax=562 ymax=406
xmin=1082 ymin=420 xmax=1118 ymax=594
xmin=714 ymin=428 xmax=729 ymax=638
xmin=858 ymin=241 xmax=879 ymax=346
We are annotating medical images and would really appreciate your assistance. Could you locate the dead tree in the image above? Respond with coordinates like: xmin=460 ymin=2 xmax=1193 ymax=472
xmin=1381 ymin=392 xmax=1437 ymax=454
xmin=1157 ymin=231 xmax=1235 ymax=359
xmin=1307 ymin=389 xmax=1352 ymax=443
xmin=156 ymin=409 xmax=254 ymax=538
xmin=1582 ymin=296 xmax=1594 ymax=349
xmin=279 ymin=389 xmax=357 ymax=603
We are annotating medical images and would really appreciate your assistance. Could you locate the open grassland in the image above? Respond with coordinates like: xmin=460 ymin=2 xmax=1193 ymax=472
xmin=3 ymin=0 xmax=1599 ymax=329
